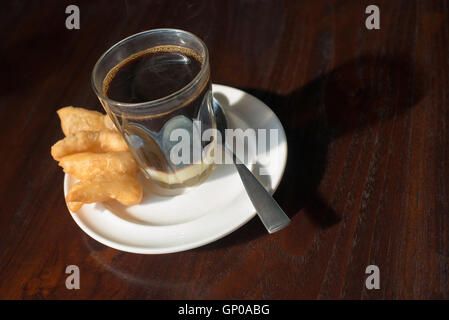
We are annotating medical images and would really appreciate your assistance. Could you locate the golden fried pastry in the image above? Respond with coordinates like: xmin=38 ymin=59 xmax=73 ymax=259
xmin=58 ymin=151 xmax=139 ymax=180
xmin=51 ymin=106 xmax=143 ymax=212
xmin=67 ymin=202 xmax=83 ymax=212
xmin=57 ymin=106 xmax=117 ymax=136
xmin=51 ymin=130 xmax=128 ymax=160
xmin=66 ymin=174 xmax=143 ymax=207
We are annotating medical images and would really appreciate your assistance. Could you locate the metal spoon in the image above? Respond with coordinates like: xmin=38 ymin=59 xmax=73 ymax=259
xmin=212 ymin=98 xmax=291 ymax=233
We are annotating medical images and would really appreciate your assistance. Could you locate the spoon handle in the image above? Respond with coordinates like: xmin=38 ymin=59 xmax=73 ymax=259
xmin=234 ymin=163 xmax=291 ymax=233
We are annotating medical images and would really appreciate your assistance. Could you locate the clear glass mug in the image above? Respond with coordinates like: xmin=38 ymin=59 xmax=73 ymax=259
xmin=91 ymin=29 xmax=216 ymax=189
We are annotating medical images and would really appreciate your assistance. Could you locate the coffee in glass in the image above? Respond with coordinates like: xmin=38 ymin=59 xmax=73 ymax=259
xmin=92 ymin=29 xmax=216 ymax=189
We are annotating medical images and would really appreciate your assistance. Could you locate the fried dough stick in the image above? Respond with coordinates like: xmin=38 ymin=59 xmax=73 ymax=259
xmin=51 ymin=131 xmax=128 ymax=160
xmin=58 ymin=151 xmax=139 ymax=180
xmin=66 ymin=174 xmax=143 ymax=211
xmin=57 ymin=106 xmax=117 ymax=136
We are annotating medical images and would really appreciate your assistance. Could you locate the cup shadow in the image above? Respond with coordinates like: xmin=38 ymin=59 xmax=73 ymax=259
xmin=197 ymin=54 xmax=427 ymax=251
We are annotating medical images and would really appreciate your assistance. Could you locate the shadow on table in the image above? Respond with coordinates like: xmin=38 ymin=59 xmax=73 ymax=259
xmin=198 ymin=53 xmax=427 ymax=251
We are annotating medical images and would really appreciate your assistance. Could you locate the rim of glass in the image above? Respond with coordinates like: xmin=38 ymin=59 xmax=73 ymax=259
xmin=91 ymin=28 xmax=209 ymax=108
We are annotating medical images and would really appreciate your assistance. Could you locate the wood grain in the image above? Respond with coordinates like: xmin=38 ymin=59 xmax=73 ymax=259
xmin=0 ymin=0 xmax=448 ymax=299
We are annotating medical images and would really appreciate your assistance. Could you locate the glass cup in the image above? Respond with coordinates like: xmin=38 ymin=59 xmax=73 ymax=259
xmin=92 ymin=29 xmax=216 ymax=189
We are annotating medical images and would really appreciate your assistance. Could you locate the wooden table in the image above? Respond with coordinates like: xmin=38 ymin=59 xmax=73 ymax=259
xmin=1 ymin=0 xmax=448 ymax=299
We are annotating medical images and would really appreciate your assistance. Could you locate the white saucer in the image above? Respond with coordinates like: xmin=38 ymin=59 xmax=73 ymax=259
xmin=64 ymin=84 xmax=288 ymax=254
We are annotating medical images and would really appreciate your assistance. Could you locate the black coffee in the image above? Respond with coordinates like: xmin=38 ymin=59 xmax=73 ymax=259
xmin=100 ymin=46 xmax=215 ymax=188
xmin=104 ymin=46 xmax=202 ymax=103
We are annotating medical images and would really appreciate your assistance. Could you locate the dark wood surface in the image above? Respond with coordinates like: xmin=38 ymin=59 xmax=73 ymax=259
xmin=1 ymin=0 xmax=448 ymax=299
